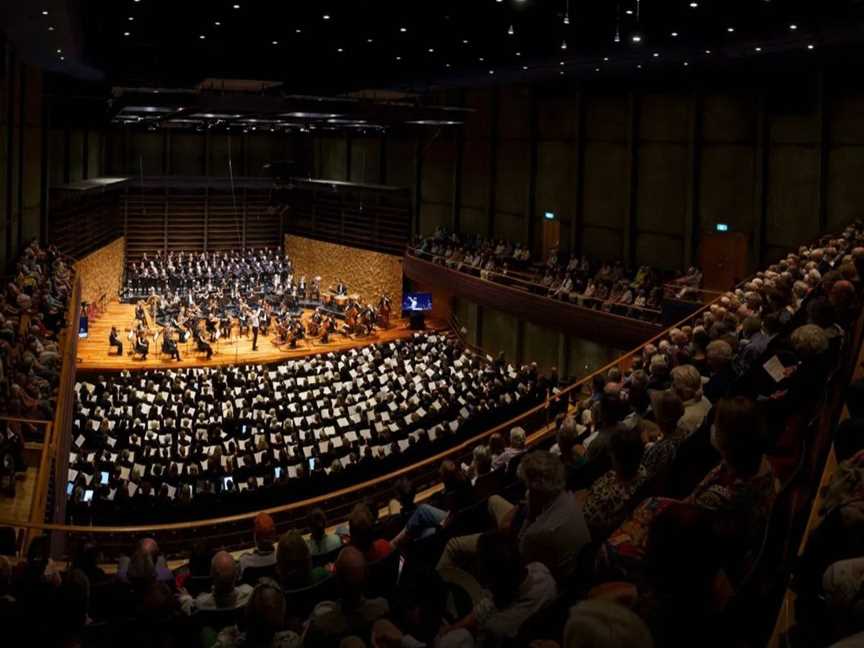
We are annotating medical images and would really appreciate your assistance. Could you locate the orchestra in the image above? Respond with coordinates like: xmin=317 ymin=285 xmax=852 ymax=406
xmin=116 ymin=248 xmax=395 ymax=361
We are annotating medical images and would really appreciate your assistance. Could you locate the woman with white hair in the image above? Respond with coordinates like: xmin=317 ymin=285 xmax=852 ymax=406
xmin=669 ymin=365 xmax=712 ymax=436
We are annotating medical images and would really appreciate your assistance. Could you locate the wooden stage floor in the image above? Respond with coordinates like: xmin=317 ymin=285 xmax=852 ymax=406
xmin=77 ymin=302 xmax=443 ymax=372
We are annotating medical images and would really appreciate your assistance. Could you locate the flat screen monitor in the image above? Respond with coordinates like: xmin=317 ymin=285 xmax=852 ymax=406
xmin=402 ymin=292 xmax=433 ymax=313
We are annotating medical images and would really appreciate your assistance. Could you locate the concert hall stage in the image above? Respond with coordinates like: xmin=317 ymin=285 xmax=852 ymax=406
xmin=76 ymin=302 xmax=443 ymax=371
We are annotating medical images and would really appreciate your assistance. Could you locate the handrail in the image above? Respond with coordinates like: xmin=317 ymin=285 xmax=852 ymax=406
xmin=0 ymin=286 xmax=718 ymax=536
xmin=408 ymin=247 xmax=664 ymax=319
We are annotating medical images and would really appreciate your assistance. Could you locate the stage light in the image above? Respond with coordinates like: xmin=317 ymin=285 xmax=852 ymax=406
xmin=755 ymin=46 xmax=762 ymax=52
xmin=689 ymin=1 xmax=698 ymax=7
xmin=789 ymin=24 xmax=798 ymax=30
xmin=199 ymin=34 xmax=206 ymax=39
xmin=515 ymin=51 xmax=521 ymax=56
xmin=128 ymin=16 xmax=134 ymax=21
xmin=233 ymin=4 xmax=240 ymax=9
xmin=522 ymin=65 xmax=528 ymax=70
xmin=603 ymin=56 xmax=609 ymax=61
xmin=561 ymin=40 xmax=568 ymax=51
xmin=653 ymin=52 xmax=659 ymax=57
xmin=272 ymin=40 xmax=278 ymax=45
xmin=807 ymin=44 xmax=815 ymax=50
xmin=323 ymin=14 xmax=330 ymax=20
xmin=337 ymin=47 xmax=343 ymax=52
xmin=727 ymin=27 xmax=734 ymax=32
xmin=367 ymin=38 xmax=373 ymax=43
xmin=508 ymin=25 xmax=514 ymax=35
xmin=631 ymin=34 xmax=642 ymax=43
xmin=489 ymin=69 xmax=495 ymax=75
xmin=683 ymin=61 xmax=689 ymax=66
xmin=42 ymin=10 xmax=48 ymax=16
xmin=559 ymin=60 xmax=564 ymax=66
xmin=48 ymin=26 xmax=54 ymax=31
xmin=215 ymin=21 xmax=221 ymax=26
xmin=671 ymin=31 xmax=678 ymax=37
xmin=124 ymin=31 xmax=131 ymax=36
xmin=705 ymin=49 xmax=711 ymax=54
xmin=428 ymin=48 xmax=434 ymax=53
xmin=400 ymin=27 xmax=407 ymax=32
xmin=625 ymin=9 xmax=633 ymax=15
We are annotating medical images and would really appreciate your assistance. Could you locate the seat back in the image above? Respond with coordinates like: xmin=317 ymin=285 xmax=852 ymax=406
xmin=240 ymin=563 xmax=277 ymax=586
xmin=367 ymin=549 xmax=401 ymax=598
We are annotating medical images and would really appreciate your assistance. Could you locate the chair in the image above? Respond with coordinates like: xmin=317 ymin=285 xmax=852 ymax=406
xmin=240 ymin=563 xmax=277 ymax=586
xmin=284 ymin=575 xmax=339 ymax=620
xmin=367 ymin=548 xmax=401 ymax=598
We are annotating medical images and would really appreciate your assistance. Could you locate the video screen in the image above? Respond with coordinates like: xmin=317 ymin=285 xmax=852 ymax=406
xmin=402 ymin=293 xmax=433 ymax=313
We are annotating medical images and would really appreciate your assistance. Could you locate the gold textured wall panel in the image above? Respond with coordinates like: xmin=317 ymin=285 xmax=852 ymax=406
xmin=284 ymin=235 xmax=403 ymax=306
xmin=75 ymin=236 xmax=125 ymax=305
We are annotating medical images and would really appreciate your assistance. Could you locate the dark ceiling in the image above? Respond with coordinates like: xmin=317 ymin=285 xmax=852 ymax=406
xmin=23 ymin=0 xmax=862 ymax=91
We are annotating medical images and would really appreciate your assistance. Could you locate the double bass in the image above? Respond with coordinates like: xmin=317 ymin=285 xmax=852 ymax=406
xmin=376 ymin=295 xmax=392 ymax=328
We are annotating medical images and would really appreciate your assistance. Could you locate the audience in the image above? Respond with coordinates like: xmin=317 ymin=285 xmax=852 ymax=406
xmin=179 ymin=550 xmax=253 ymax=614
xmin=412 ymin=229 xmax=673 ymax=322
xmin=307 ymin=508 xmax=343 ymax=558
xmin=67 ymin=333 xmax=543 ymax=523
xmin=0 ymin=239 xmax=72 ymax=419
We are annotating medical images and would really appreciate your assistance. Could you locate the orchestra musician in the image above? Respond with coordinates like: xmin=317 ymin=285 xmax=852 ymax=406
xmin=162 ymin=326 xmax=181 ymax=361
xmin=134 ymin=329 xmax=150 ymax=359
xmin=109 ymin=326 xmax=123 ymax=356
xmin=194 ymin=329 xmax=213 ymax=360
xmin=333 ymin=279 xmax=348 ymax=296
xmin=135 ymin=301 xmax=147 ymax=325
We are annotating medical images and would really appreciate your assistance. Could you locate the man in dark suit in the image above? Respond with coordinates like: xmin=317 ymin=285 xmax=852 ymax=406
xmin=109 ymin=327 xmax=123 ymax=356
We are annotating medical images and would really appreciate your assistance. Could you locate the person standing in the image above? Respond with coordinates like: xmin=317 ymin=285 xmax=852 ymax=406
xmin=250 ymin=308 xmax=260 ymax=351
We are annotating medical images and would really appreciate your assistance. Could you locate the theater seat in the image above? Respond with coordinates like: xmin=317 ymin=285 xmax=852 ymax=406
xmin=240 ymin=563 xmax=277 ymax=586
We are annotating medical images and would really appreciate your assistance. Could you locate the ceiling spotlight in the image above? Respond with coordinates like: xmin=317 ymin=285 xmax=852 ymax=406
xmin=705 ymin=49 xmax=711 ymax=54
xmin=595 ymin=67 xmax=600 ymax=72
xmin=428 ymin=48 xmax=434 ymax=53
xmin=560 ymin=60 xmax=565 ymax=65
xmin=42 ymin=10 xmax=48 ymax=16
xmin=508 ymin=25 xmax=514 ymax=36
xmin=522 ymin=65 xmax=528 ymax=70
xmin=272 ymin=40 xmax=278 ymax=45
xmin=637 ymin=63 xmax=643 ymax=69
xmin=754 ymin=46 xmax=762 ymax=52
xmin=445 ymin=63 xmax=451 ymax=67
xmin=367 ymin=38 xmax=373 ymax=43
xmin=789 ymin=24 xmax=798 ymax=30
xmin=215 ymin=21 xmax=221 ymax=26
xmin=561 ymin=40 xmax=567 ymax=50
xmin=689 ymin=1 xmax=698 ymax=7
xmin=462 ymin=39 xmax=469 ymax=44
xmin=671 ymin=31 xmax=678 ymax=37
xmin=652 ymin=52 xmax=659 ymax=57
xmin=48 ymin=25 xmax=54 ymax=31
xmin=124 ymin=31 xmax=131 ymax=36
xmin=515 ymin=51 xmax=521 ymax=56
xmin=295 ymin=28 xmax=302 ymax=33
xmin=337 ymin=47 xmax=343 ymax=52
xmin=396 ymin=55 xmax=402 ymax=61
xmin=564 ymin=14 xmax=570 ymax=25
xmin=683 ymin=61 xmax=689 ymax=66
xmin=625 ymin=9 xmax=633 ymax=15
xmin=807 ymin=43 xmax=815 ymax=50
xmin=400 ymin=27 xmax=407 ymax=32
xmin=489 ymin=69 xmax=495 ymax=75
xmin=199 ymin=34 xmax=206 ymax=39
xmin=60 ymin=56 xmax=65 ymax=61
xmin=560 ymin=70 xmax=564 ymax=75
xmin=56 ymin=48 xmax=61 ymax=53
xmin=128 ymin=16 xmax=134 ymax=21
xmin=322 ymin=14 xmax=330 ymax=20
xmin=727 ymin=27 xmax=735 ymax=32
xmin=479 ymin=56 xmax=485 ymax=62
xmin=233 ymin=4 xmax=240 ymax=8
xmin=631 ymin=34 xmax=642 ymax=43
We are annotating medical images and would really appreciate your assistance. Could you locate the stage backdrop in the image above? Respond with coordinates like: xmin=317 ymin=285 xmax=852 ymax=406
xmin=285 ymin=234 xmax=403 ymax=308
xmin=74 ymin=236 xmax=125 ymax=306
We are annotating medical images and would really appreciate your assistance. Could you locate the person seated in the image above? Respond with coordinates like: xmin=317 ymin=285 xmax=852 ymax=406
xmin=161 ymin=329 xmax=181 ymax=362
xmin=212 ymin=579 xmax=301 ymax=648
xmin=304 ymin=546 xmax=389 ymax=648
xmin=195 ymin=330 xmax=213 ymax=359
xmin=490 ymin=427 xmax=527 ymax=472
xmin=347 ymin=503 xmax=392 ymax=563
xmin=134 ymin=332 xmax=149 ymax=359
xmin=440 ymin=533 xmax=558 ymax=646
xmin=438 ymin=451 xmax=591 ymax=586
xmin=239 ymin=513 xmax=278 ymax=580
xmin=108 ymin=326 xmax=123 ymax=356
xmin=275 ymin=530 xmax=330 ymax=591
xmin=178 ymin=550 xmax=252 ymax=615
xmin=307 ymin=508 xmax=343 ymax=558
xmin=580 ymin=424 xmax=648 ymax=541
xmin=669 ymin=365 xmax=712 ymax=437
